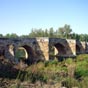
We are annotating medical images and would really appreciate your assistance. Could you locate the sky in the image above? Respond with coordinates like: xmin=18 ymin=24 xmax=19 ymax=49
xmin=0 ymin=0 xmax=88 ymax=35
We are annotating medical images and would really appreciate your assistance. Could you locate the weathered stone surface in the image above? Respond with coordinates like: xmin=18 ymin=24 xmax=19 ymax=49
xmin=0 ymin=38 xmax=87 ymax=64
xmin=76 ymin=40 xmax=86 ymax=54
xmin=49 ymin=38 xmax=76 ymax=57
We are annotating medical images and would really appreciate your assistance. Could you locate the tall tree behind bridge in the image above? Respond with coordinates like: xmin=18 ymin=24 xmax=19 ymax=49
xmin=49 ymin=27 xmax=54 ymax=38
xmin=1 ymin=24 xmax=88 ymax=41
xmin=5 ymin=33 xmax=18 ymax=38
xmin=57 ymin=27 xmax=65 ymax=38
xmin=64 ymin=24 xmax=72 ymax=38
xmin=57 ymin=24 xmax=72 ymax=38
xmin=0 ymin=34 xmax=3 ymax=38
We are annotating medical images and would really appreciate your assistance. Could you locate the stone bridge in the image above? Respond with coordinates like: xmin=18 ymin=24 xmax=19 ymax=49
xmin=0 ymin=37 xmax=87 ymax=64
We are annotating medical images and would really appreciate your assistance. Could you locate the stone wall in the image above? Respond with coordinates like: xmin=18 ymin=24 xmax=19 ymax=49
xmin=76 ymin=41 xmax=86 ymax=54
xmin=0 ymin=38 xmax=87 ymax=64
xmin=66 ymin=39 xmax=76 ymax=56
xmin=36 ymin=37 xmax=49 ymax=61
xmin=49 ymin=38 xmax=76 ymax=57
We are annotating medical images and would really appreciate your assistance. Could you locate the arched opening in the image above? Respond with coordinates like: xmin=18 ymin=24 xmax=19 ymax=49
xmin=8 ymin=44 xmax=14 ymax=56
xmin=54 ymin=43 xmax=66 ymax=56
xmin=76 ymin=44 xmax=81 ymax=54
xmin=15 ymin=47 xmax=28 ymax=60
xmin=49 ymin=43 xmax=66 ymax=60
xmin=15 ymin=45 xmax=36 ymax=65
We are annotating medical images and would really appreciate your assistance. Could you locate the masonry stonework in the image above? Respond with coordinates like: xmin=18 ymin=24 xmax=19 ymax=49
xmin=76 ymin=40 xmax=86 ymax=54
xmin=0 ymin=38 xmax=87 ymax=64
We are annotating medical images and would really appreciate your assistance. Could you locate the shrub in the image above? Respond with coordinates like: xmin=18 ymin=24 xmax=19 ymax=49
xmin=44 ymin=59 xmax=58 ymax=67
xmin=75 ymin=60 xmax=88 ymax=78
xmin=61 ymin=77 xmax=79 ymax=88
xmin=65 ymin=58 xmax=73 ymax=65
xmin=79 ymin=77 xmax=88 ymax=88
xmin=76 ymin=54 xmax=88 ymax=61
xmin=16 ymin=64 xmax=48 ymax=83
xmin=27 ymin=72 xmax=46 ymax=83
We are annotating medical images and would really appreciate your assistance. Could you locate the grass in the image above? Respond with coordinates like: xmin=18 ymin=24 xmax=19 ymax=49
xmin=11 ymin=54 xmax=88 ymax=88
xmin=1 ymin=54 xmax=88 ymax=88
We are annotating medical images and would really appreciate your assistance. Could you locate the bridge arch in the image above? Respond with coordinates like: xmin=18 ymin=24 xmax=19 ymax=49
xmin=54 ymin=43 xmax=66 ymax=55
xmin=15 ymin=45 xmax=36 ymax=65
xmin=8 ymin=44 xmax=14 ymax=56
xmin=15 ymin=47 xmax=28 ymax=59
xmin=49 ymin=42 xmax=67 ymax=60
xmin=76 ymin=44 xmax=81 ymax=54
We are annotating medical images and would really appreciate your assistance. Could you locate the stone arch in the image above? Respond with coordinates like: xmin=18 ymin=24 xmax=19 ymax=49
xmin=8 ymin=44 xmax=15 ymax=56
xmin=16 ymin=47 xmax=28 ymax=59
xmin=49 ymin=42 xmax=66 ymax=60
xmin=76 ymin=44 xmax=81 ymax=54
xmin=3 ymin=44 xmax=15 ymax=62
xmin=54 ymin=43 xmax=66 ymax=55
xmin=16 ymin=45 xmax=36 ymax=65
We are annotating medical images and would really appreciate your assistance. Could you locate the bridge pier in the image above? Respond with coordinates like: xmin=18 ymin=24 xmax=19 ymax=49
xmin=76 ymin=41 xmax=86 ymax=54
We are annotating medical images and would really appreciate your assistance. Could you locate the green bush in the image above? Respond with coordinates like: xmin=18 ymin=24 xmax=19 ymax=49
xmin=44 ymin=59 xmax=58 ymax=67
xmin=3 ymin=54 xmax=88 ymax=88
xmin=75 ymin=60 xmax=88 ymax=78
xmin=76 ymin=54 xmax=88 ymax=61
xmin=61 ymin=77 xmax=79 ymax=88
xmin=79 ymin=77 xmax=88 ymax=88
xmin=65 ymin=58 xmax=73 ymax=65
xmin=28 ymin=72 xmax=47 ymax=83
xmin=16 ymin=67 xmax=48 ymax=83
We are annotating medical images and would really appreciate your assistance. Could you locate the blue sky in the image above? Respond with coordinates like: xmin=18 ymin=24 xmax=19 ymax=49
xmin=0 ymin=0 xmax=88 ymax=35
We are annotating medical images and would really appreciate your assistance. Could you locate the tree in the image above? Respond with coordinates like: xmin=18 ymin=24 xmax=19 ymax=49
xmin=29 ymin=28 xmax=36 ymax=37
xmin=64 ymin=24 xmax=72 ymax=38
xmin=5 ymin=33 xmax=18 ymax=38
xmin=0 ymin=34 xmax=3 ymax=38
xmin=20 ymin=35 xmax=28 ymax=38
xmin=5 ymin=33 xmax=11 ymax=38
xmin=10 ymin=33 xmax=18 ymax=38
xmin=57 ymin=27 xmax=65 ymax=38
xmin=75 ymin=34 xmax=80 ymax=40
xmin=71 ymin=33 xmax=76 ymax=39
xmin=56 ymin=24 xmax=72 ymax=38
xmin=44 ymin=29 xmax=49 ymax=37
xmin=49 ymin=27 xmax=54 ymax=37
xmin=84 ymin=34 xmax=88 ymax=42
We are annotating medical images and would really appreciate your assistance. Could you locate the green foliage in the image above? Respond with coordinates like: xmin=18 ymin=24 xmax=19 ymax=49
xmin=28 ymin=72 xmax=47 ymax=83
xmin=74 ymin=54 xmax=88 ymax=79
xmin=65 ymin=58 xmax=73 ymax=65
xmin=62 ymin=77 xmax=79 ymax=87
xmin=58 ymin=24 xmax=72 ymax=38
xmin=49 ymin=27 xmax=54 ymax=37
xmin=16 ymin=68 xmax=48 ymax=83
xmin=15 ymin=49 xmax=26 ymax=61
xmin=1 ymin=54 xmax=88 ymax=88
xmin=76 ymin=54 xmax=88 ymax=61
xmin=1 ymin=24 xmax=88 ymax=41
xmin=75 ymin=60 xmax=88 ymax=78
xmin=0 ymin=34 xmax=3 ymax=37
xmin=79 ymin=77 xmax=88 ymax=88
xmin=5 ymin=33 xmax=18 ymax=38
xmin=44 ymin=59 xmax=58 ymax=67
xmin=14 ymin=54 xmax=88 ymax=87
